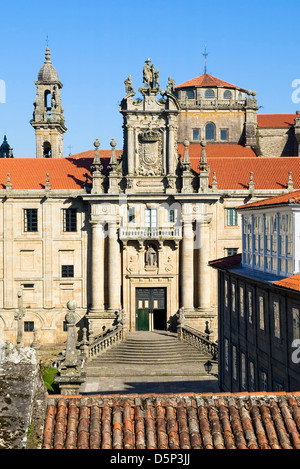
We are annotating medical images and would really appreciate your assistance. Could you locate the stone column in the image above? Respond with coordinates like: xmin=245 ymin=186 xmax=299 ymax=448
xmin=197 ymin=217 xmax=212 ymax=311
xmin=108 ymin=222 xmax=121 ymax=311
xmin=127 ymin=125 xmax=134 ymax=175
xmin=167 ymin=116 xmax=176 ymax=175
xmin=181 ymin=219 xmax=194 ymax=311
xmin=90 ymin=221 xmax=105 ymax=313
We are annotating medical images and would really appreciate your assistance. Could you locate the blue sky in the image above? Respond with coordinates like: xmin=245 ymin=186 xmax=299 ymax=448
xmin=1 ymin=0 xmax=300 ymax=157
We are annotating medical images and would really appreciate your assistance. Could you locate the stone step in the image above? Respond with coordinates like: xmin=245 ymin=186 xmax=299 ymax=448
xmin=87 ymin=331 xmax=210 ymax=368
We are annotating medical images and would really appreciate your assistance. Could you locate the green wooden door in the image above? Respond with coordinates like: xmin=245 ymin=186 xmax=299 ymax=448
xmin=136 ymin=288 xmax=166 ymax=331
xmin=136 ymin=308 xmax=150 ymax=331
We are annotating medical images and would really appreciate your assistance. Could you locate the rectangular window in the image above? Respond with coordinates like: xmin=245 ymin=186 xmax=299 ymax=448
xmin=192 ymin=129 xmax=200 ymax=141
xmin=128 ymin=207 xmax=135 ymax=223
xmin=273 ymin=300 xmax=280 ymax=339
xmin=239 ymin=286 xmax=244 ymax=318
xmin=249 ymin=361 xmax=255 ymax=392
xmin=24 ymin=321 xmax=34 ymax=332
xmin=224 ymin=278 xmax=228 ymax=308
xmin=232 ymin=346 xmax=237 ymax=381
xmin=241 ymin=353 xmax=246 ymax=390
xmin=248 ymin=290 xmax=253 ymax=324
xmin=61 ymin=265 xmax=74 ymax=278
xmin=24 ymin=209 xmax=38 ymax=232
xmin=220 ymin=129 xmax=228 ymax=141
xmin=292 ymin=308 xmax=300 ymax=341
xmin=226 ymin=208 xmax=238 ymax=226
xmin=63 ymin=208 xmax=77 ymax=232
xmin=226 ymin=248 xmax=238 ymax=257
xmin=145 ymin=208 xmax=157 ymax=228
xmin=169 ymin=209 xmax=175 ymax=223
xmin=224 ymin=338 xmax=229 ymax=372
xmin=260 ymin=370 xmax=267 ymax=391
xmin=231 ymin=283 xmax=236 ymax=313
xmin=259 ymin=296 xmax=265 ymax=330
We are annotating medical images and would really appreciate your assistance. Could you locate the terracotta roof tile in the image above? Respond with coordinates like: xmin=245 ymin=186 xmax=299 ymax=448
xmin=0 ymin=146 xmax=299 ymax=191
xmin=257 ymin=114 xmax=296 ymax=128
xmin=43 ymin=393 xmax=300 ymax=449
xmin=176 ymin=73 xmax=246 ymax=91
xmin=236 ymin=189 xmax=300 ymax=210
xmin=273 ymin=273 xmax=300 ymax=292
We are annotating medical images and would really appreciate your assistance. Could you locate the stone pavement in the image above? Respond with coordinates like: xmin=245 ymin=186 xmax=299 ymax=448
xmin=80 ymin=373 xmax=220 ymax=395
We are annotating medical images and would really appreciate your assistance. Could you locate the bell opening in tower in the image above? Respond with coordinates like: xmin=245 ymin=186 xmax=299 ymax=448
xmin=43 ymin=141 xmax=52 ymax=158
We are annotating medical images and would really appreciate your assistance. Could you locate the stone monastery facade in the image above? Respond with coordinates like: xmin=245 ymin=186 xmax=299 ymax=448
xmin=1 ymin=48 xmax=300 ymax=345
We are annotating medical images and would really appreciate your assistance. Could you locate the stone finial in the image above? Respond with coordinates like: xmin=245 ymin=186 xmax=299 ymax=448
xmin=5 ymin=173 xmax=12 ymax=190
xmin=109 ymin=138 xmax=117 ymax=166
xmin=248 ymin=171 xmax=255 ymax=195
xmin=91 ymin=138 xmax=103 ymax=173
xmin=287 ymin=171 xmax=294 ymax=192
xmin=45 ymin=47 xmax=51 ymax=63
xmin=183 ymin=139 xmax=190 ymax=166
xmin=44 ymin=173 xmax=51 ymax=190
xmin=211 ymin=172 xmax=218 ymax=191
xmin=200 ymin=140 xmax=208 ymax=167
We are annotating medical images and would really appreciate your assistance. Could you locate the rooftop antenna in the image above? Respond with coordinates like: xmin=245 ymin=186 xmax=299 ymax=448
xmin=203 ymin=46 xmax=208 ymax=74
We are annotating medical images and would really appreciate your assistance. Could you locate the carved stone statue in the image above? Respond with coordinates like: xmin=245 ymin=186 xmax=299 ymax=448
xmin=145 ymin=245 xmax=157 ymax=266
xmin=143 ymin=59 xmax=153 ymax=88
xmin=124 ymin=75 xmax=134 ymax=95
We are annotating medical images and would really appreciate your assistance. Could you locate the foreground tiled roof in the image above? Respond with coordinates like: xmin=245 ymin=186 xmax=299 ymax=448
xmin=43 ymin=393 xmax=300 ymax=449
xmin=236 ymin=189 xmax=300 ymax=210
xmin=274 ymin=273 xmax=300 ymax=292
xmin=176 ymin=73 xmax=246 ymax=91
xmin=257 ymin=114 xmax=296 ymax=128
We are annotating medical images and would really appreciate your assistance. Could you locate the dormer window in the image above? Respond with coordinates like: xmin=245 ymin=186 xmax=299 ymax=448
xmin=224 ymin=90 xmax=232 ymax=99
xmin=204 ymin=89 xmax=215 ymax=99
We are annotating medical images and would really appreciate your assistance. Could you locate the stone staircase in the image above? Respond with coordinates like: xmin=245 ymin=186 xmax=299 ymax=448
xmin=85 ymin=331 xmax=213 ymax=377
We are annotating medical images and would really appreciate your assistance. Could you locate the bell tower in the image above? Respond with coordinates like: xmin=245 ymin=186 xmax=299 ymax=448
xmin=31 ymin=47 xmax=67 ymax=158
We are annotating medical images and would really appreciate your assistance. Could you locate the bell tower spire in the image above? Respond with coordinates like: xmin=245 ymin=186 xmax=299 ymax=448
xmin=31 ymin=47 xmax=67 ymax=158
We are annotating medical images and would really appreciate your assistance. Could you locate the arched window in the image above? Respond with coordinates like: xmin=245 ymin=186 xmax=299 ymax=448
xmin=44 ymin=90 xmax=51 ymax=110
xmin=204 ymin=89 xmax=215 ymax=99
xmin=43 ymin=141 xmax=52 ymax=158
xmin=238 ymin=92 xmax=242 ymax=100
xmin=224 ymin=90 xmax=232 ymax=99
xmin=205 ymin=123 xmax=215 ymax=141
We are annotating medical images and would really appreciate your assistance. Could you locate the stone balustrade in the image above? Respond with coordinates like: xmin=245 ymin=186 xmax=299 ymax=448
xmin=88 ymin=326 xmax=125 ymax=361
xmin=179 ymin=324 xmax=218 ymax=360
xmin=119 ymin=226 xmax=182 ymax=241
xmin=180 ymin=99 xmax=246 ymax=109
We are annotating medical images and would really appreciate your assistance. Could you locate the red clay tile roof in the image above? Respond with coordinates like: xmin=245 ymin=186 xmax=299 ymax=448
xmin=178 ymin=143 xmax=257 ymax=160
xmin=257 ymin=114 xmax=296 ymax=128
xmin=236 ymin=189 xmax=300 ymax=210
xmin=209 ymin=253 xmax=242 ymax=271
xmin=274 ymin=273 xmax=300 ymax=292
xmin=0 ymin=146 xmax=299 ymax=191
xmin=176 ymin=73 xmax=247 ymax=91
xmin=42 ymin=393 xmax=300 ymax=449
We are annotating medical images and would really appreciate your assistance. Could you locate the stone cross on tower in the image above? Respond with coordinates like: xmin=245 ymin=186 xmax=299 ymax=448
xmin=203 ymin=46 xmax=208 ymax=74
